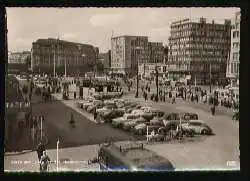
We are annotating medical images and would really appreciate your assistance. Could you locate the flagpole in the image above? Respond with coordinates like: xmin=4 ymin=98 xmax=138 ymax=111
xmin=57 ymin=139 xmax=59 ymax=171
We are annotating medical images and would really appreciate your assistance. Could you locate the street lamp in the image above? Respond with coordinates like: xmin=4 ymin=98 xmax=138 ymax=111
xmin=155 ymin=64 xmax=159 ymax=102
xmin=135 ymin=47 xmax=140 ymax=98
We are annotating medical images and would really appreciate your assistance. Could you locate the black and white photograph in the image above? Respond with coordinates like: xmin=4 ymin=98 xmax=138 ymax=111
xmin=4 ymin=7 xmax=240 ymax=172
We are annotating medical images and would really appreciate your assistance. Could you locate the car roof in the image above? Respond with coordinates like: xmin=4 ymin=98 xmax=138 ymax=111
xmin=188 ymin=120 xmax=205 ymax=124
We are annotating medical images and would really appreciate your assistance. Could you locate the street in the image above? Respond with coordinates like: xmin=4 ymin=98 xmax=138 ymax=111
xmin=4 ymin=83 xmax=239 ymax=171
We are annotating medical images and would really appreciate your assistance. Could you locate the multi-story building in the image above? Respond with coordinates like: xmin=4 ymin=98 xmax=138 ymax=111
xmin=111 ymin=35 xmax=164 ymax=77
xmin=103 ymin=50 xmax=111 ymax=73
xmin=8 ymin=51 xmax=31 ymax=73
xmin=8 ymin=51 xmax=31 ymax=64
xmin=226 ymin=11 xmax=240 ymax=86
xmin=31 ymin=38 xmax=99 ymax=76
xmin=164 ymin=45 xmax=169 ymax=64
xmin=167 ymin=18 xmax=232 ymax=85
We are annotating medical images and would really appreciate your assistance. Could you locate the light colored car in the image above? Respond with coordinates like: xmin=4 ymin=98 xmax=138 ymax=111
xmin=111 ymin=114 xmax=141 ymax=128
xmin=86 ymin=100 xmax=104 ymax=113
xmin=133 ymin=123 xmax=161 ymax=135
xmin=76 ymin=100 xmax=86 ymax=108
xmin=97 ymin=104 xmax=118 ymax=115
xmin=181 ymin=120 xmax=213 ymax=135
xmin=122 ymin=117 xmax=147 ymax=131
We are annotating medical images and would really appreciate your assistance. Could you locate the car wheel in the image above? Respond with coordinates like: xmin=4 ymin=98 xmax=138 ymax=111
xmin=201 ymin=129 xmax=208 ymax=135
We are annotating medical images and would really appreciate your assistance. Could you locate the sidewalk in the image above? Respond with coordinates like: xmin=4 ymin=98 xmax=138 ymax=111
xmin=4 ymin=144 xmax=100 ymax=172
xmin=52 ymin=93 xmax=96 ymax=123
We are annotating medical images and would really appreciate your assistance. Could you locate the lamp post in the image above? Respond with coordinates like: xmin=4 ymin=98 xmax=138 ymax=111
xmin=135 ymin=48 xmax=139 ymax=98
xmin=155 ymin=64 xmax=159 ymax=102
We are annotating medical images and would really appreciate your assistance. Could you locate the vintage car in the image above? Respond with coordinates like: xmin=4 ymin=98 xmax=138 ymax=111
xmin=86 ymin=100 xmax=104 ymax=113
xmin=97 ymin=104 xmax=118 ymax=115
xmin=76 ymin=99 xmax=86 ymax=109
xmin=132 ymin=122 xmax=161 ymax=135
xmin=111 ymin=114 xmax=141 ymax=128
xmin=158 ymin=120 xmax=195 ymax=137
xmin=122 ymin=117 xmax=147 ymax=131
xmin=181 ymin=120 xmax=213 ymax=135
xmin=101 ymin=109 xmax=125 ymax=123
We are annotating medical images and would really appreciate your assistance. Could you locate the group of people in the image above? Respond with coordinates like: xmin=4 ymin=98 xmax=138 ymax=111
xmin=36 ymin=141 xmax=51 ymax=172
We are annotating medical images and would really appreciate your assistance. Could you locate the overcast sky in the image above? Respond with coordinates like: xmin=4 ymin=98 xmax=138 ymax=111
xmin=7 ymin=7 xmax=240 ymax=53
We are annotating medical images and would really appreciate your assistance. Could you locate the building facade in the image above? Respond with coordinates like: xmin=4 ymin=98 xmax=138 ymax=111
xmin=111 ymin=35 xmax=164 ymax=77
xmin=31 ymin=38 xmax=99 ymax=76
xmin=226 ymin=11 xmax=240 ymax=86
xmin=103 ymin=50 xmax=111 ymax=72
xmin=167 ymin=18 xmax=232 ymax=85
xmin=8 ymin=51 xmax=31 ymax=73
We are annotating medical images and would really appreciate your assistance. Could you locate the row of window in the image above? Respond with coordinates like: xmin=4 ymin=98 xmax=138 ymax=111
xmin=229 ymin=62 xmax=239 ymax=74
xmin=170 ymin=30 xmax=230 ymax=38
xmin=232 ymin=31 xmax=240 ymax=38
xmin=232 ymin=52 xmax=240 ymax=60
xmin=232 ymin=42 xmax=240 ymax=49
xmin=171 ymin=23 xmax=228 ymax=32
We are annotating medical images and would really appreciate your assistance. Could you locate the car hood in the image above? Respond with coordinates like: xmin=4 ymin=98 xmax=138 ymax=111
xmin=112 ymin=117 xmax=126 ymax=123
xmin=134 ymin=123 xmax=147 ymax=129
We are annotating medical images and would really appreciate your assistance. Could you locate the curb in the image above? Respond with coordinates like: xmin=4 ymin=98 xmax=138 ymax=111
xmin=5 ymin=150 xmax=34 ymax=156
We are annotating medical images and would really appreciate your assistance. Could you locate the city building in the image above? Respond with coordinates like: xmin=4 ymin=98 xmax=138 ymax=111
xmin=167 ymin=18 xmax=232 ymax=85
xmin=8 ymin=51 xmax=31 ymax=73
xmin=111 ymin=35 xmax=164 ymax=77
xmin=5 ymin=9 xmax=8 ymax=73
xmin=103 ymin=50 xmax=111 ymax=73
xmin=226 ymin=11 xmax=240 ymax=86
xmin=164 ymin=45 xmax=169 ymax=64
xmin=31 ymin=38 xmax=99 ymax=76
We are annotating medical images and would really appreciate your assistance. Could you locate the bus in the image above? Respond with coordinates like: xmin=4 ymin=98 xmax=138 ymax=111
xmin=97 ymin=142 xmax=175 ymax=171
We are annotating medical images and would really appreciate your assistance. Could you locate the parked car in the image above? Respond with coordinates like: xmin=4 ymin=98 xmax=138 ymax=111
xmin=158 ymin=120 xmax=195 ymax=137
xmin=181 ymin=120 xmax=213 ymax=135
xmin=97 ymin=104 xmax=118 ymax=115
xmin=111 ymin=114 xmax=141 ymax=128
xmin=82 ymin=100 xmax=94 ymax=110
xmin=132 ymin=122 xmax=161 ymax=136
xmin=122 ymin=117 xmax=147 ymax=131
xmin=86 ymin=100 xmax=104 ymax=113
xmin=76 ymin=100 xmax=85 ymax=109
xmin=101 ymin=109 xmax=125 ymax=123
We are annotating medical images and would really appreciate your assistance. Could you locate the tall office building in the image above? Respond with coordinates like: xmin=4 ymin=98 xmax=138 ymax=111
xmin=226 ymin=11 xmax=240 ymax=86
xmin=167 ymin=18 xmax=232 ymax=85
xmin=31 ymin=38 xmax=99 ymax=75
xmin=111 ymin=35 xmax=164 ymax=77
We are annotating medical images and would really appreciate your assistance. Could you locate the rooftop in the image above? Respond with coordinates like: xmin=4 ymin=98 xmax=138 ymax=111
xmin=102 ymin=142 xmax=173 ymax=167
xmin=33 ymin=38 xmax=95 ymax=48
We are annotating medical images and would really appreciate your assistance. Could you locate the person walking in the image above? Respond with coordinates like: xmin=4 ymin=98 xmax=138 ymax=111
xmin=211 ymin=105 xmax=215 ymax=116
xmin=36 ymin=141 xmax=46 ymax=171
xmin=93 ymin=108 xmax=98 ymax=123
xmin=40 ymin=151 xmax=51 ymax=172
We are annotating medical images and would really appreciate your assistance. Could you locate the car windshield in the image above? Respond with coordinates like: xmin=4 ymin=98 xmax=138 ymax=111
xmin=190 ymin=122 xmax=204 ymax=126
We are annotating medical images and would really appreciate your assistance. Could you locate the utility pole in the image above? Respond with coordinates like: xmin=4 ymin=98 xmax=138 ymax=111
xmin=40 ymin=116 xmax=43 ymax=142
xmin=53 ymin=43 xmax=56 ymax=77
xmin=135 ymin=61 xmax=139 ymax=98
xmin=56 ymin=139 xmax=59 ymax=171
xmin=209 ymin=61 xmax=212 ymax=93
xmin=155 ymin=64 xmax=159 ymax=102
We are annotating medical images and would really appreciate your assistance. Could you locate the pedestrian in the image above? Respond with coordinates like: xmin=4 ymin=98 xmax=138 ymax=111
xmin=74 ymin=91 xmax=76 ymax=100
xmin=36 ymin=141 xmax=46 ymax=171
xmin=211 ymin=105 xmax=215 ymax=116
xmin=40 ymin=151 xmax=50 ymax=172
xmin=93 ymin=108 xmax=98 ymax=123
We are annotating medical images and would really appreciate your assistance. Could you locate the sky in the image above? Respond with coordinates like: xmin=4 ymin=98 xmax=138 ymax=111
xmin=7 ymin=7 xmax=240 ymax=53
